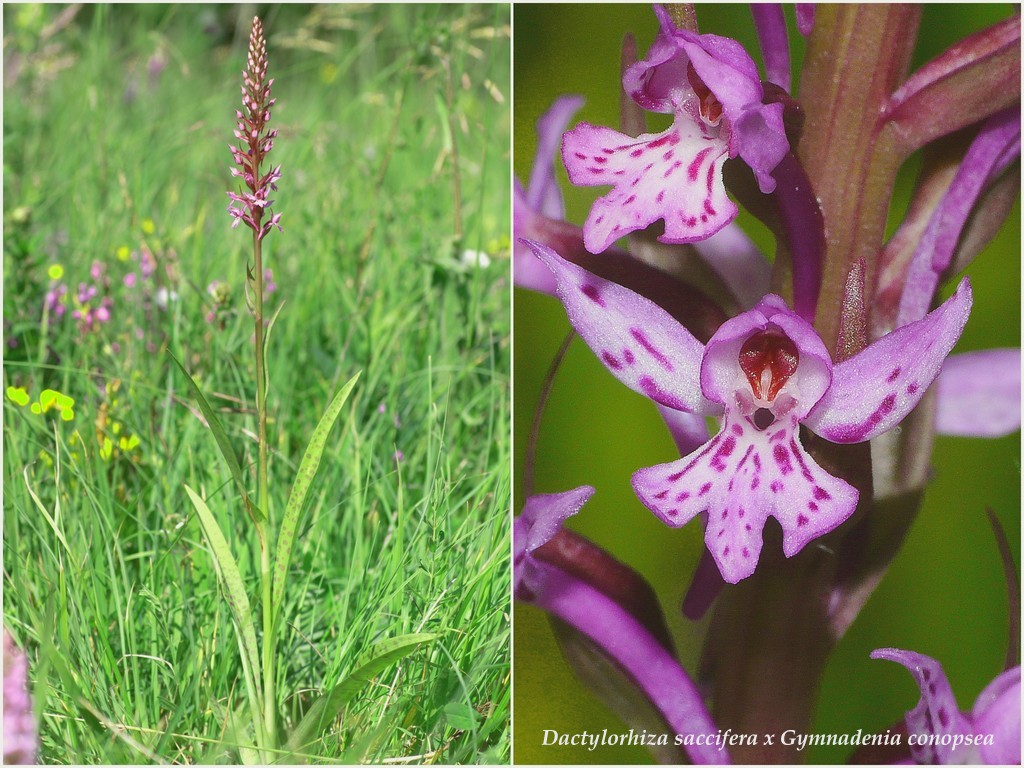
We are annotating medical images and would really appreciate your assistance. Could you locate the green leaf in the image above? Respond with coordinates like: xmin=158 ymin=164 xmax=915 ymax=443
xmin=443 ymin=701 xmax=479 ymax=731
xmin=281 ymin=632 xmax=437 ymax=759
xmin=170 ymin=351 xmax=262 ymax=523
xmin=271 ymin=372 xmax=360 ymax=613
xmin=184 ymin=485 xmax=263 ymax=718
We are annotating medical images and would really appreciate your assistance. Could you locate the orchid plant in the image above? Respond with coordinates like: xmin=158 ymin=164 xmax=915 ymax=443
xmin=174 ymin=17 xmax=433 ymax=762
xmin=514 ymin=4 xmax=1020 ymax=764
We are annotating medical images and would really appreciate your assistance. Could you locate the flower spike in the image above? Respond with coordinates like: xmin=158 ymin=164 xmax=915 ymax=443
xmin=227 ymin=17 xmax=282 ymax=240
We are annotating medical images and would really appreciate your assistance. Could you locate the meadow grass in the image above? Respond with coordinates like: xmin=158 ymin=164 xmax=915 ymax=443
xmin=3 ymin=5 xmax=510 ymax=763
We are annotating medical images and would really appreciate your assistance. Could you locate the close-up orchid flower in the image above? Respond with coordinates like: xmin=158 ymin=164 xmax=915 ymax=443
xmin=514 ymin=4 xmax=1020 ymax=764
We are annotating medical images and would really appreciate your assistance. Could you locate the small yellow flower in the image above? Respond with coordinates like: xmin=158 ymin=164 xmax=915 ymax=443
xmin=6 ymin=387 xmax=30 ymax=407
xmin=47 ymin=264 xmax=64 ymax=281
xmin=116 ymin=246 xmax=131 ymax=262
xmin=141 ymin=218 xmax=156 ymax=235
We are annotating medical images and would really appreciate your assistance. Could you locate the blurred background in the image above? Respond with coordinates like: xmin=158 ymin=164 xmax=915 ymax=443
xmin=514 ymin=4 xmax=1020 ymax=764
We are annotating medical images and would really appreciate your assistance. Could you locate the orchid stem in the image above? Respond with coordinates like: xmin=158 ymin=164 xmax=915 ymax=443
xmin=253 ymin=229 xmax=275 ymax=752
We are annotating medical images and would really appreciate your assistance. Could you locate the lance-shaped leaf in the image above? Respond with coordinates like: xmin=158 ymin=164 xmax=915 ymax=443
xmin=281 ymin=633 xmax=437 ymax=759
xmin=272 ymin=372 xmax=360 ymax=616
xmin=171 ymin=351 xmax=261 ymax=523
xmin=882 ymin=15 xmax=1021 ymax=156
xmin=184 ymin=485 xmax=263 ymax=718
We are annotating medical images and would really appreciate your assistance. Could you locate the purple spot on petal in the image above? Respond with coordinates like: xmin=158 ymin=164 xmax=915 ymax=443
xmin=602 ymin=351 xmax=622 ymax=369
xmin=937 ymin=709 xmax=949 ymax=728
xmin=808 ymin=501 xmax=818 ymax=512
xmin=742 ymin=547 xmax=749 ymax=558
xmin=638 ymin=376 xmax=687 ymax=410
xmin=624 ymin=195 xmax=636 ymax=205
xmin=721 ymin=509 xmax=728 ymax=519
xmin=698 ymin=482 xmax=712 ymax=496
xmin=675 ymin=491 xmax=690 ymax=502
xmin=907 ymin=382 xmax=919 ymax=394
xmin=587 ymin=167 xmax=605 ymax=175
xmin=723 ymin=546 xmax=730 ymax=557
xmin=923 ymin=668 xmax=932 ymax=682
xmin=731 ymin=423 xmax=743 ymax=436
xmin=630 ymin=328 xmax=673 ymax=371
xmin=630 ymin=148 xmax=644 ymax=158
xmin=773 ymin=444 xmax=793 ymax=475
xmin=797 ymin=514 xmax=809 ymax=526
xmin=594 ymin=215 xmax=604 ymax=224
xmin=654 ymin=490 xmax=669 ymax=500
xmin=738 ymin=507 xmax=745 ymax=518
xmin=929 ymin=682 xmax=937 ymax=695
xmin=574 ymin=152 xmax=586 ymax=160
xmin=663 ymin=150 xmax=674 ymax=161
xmin=770 ymin=480 xmax=783 ymax=493
xmin=656 ymin=190 xmax=665 ymax=204
xmin=594 ymin=156 xmax=607 ymax=164
xmin=623 ymin=348 xmax=635 ymax=364
xmin=700 ymin=214 xmax=708 ymax=223
xmin=887 ymin=367 xmax=901 ymax=383
xmin=580 ymin=283 xmax=605 ymax=306
xmin=668 ymin=469 xmax=685 ymax=482
xmin=688 ymin=147 xmax=712 ymax=181
xmin=745 ymin=523 xmax=751 ymax=531
xmin=813 ymin=486 xmax=831 ymax=501
xmin=649 ymin=134 xmax=672 ymax=149
xmin=751 ymin=477 xmax=759 ymax=490
xmin=880 ymin=393 xmax=897 ymax=415
xmin=666 ymin=508 xmax=679 ymax=518
xmin=704 ymin=198 xmax=716 ymax=216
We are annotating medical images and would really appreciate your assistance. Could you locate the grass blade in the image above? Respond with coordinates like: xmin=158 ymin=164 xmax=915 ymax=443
xmin=281 ymin=633 xmax=438 ymax=758
xmin=183 ymin=485 xmax=263 ymax=719
xmin=170 ymin=351 xmax=262 ymax=524
xmin=271 ymin=372 xmax=360 ymax=612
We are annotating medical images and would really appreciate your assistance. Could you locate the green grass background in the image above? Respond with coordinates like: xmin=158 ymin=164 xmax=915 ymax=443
xmin=4 ymin=4 xmax=510 ymax=763
xmin=513 ymin=4 xmax=1020 ymax=764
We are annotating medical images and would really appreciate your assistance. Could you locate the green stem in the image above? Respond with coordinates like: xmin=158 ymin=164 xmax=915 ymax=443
xmin=253 ymin=230 xmax=275 ymax=752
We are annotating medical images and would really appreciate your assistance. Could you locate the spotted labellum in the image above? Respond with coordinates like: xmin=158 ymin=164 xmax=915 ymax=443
xmin=527 ymin=240 xmax=972 ymax=582
xmin=562 ymin=5 xmax=788 ymax=254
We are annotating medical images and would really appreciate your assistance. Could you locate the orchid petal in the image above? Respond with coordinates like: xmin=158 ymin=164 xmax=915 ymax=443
xmin=526 ymin=95 xmax=585 ymax=221
xmin=562 ymin=117 xmax=733 ymax=254
xmin=699 ymin=294 xmax=832 ymax=417
xmin=527 ymin=240 xmax=714 ymax=415
xmin=897 ymin=108 xmax=1020 ymax=327
xmin=871 ymin=649 xmax=976 ymax=765
xmin=935 ymin=349 xmax=1021 ymax=438
xmin=751 ymin=4 xmax=791 ymax=92
xmin=804 ymin=279 xmax=972 ymax=443
xmin=633 ymin=412 xmax=858 ymax=584
xmin=656 ymin=403 xmax=710 ymax=456
xmin=513 ymin=181 xmax=559 ymax=295
xmin=972 ymin=666 xmax=1021 ymax=765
